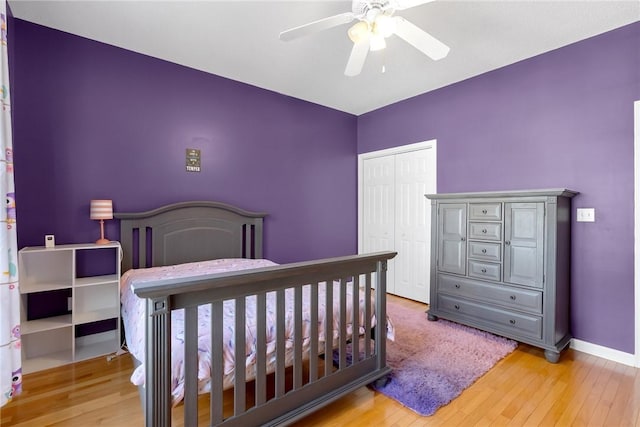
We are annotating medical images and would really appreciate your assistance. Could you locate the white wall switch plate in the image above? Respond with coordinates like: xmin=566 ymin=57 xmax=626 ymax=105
xmin=577 ymin=208 xmax=595 ymax=222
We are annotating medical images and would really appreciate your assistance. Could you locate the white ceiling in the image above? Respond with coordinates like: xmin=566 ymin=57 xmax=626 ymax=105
xmin=7 ymin=0 xmax=640 ymax=115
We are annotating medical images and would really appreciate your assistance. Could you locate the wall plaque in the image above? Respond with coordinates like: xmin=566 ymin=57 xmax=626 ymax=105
xmin=186 ymin=148 xmax=201 ymax=172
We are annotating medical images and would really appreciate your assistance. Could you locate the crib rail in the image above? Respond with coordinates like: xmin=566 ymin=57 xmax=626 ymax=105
xmin=132 ymin=251 xmax=396 ymax=427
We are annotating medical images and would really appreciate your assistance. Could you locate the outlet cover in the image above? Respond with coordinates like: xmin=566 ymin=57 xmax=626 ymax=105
xmin=577 ymin=208 xmax=595 ymax=222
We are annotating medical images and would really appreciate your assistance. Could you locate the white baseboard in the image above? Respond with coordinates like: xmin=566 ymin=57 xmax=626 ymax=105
xmin=570 ymin=338 xmax=637 ymax=367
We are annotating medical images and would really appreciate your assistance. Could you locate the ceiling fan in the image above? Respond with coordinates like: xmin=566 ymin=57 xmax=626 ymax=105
xmin=279 ymin=0 xmax=450 ymax=77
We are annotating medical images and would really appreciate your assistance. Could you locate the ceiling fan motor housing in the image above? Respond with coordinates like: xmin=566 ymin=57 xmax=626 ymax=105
xmin=352 ymin=0 xmax=392 ymax=18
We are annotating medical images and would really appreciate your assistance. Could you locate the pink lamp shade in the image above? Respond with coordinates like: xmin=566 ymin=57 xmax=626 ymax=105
xmin=90 ymin=199 xmax=113 ymax=244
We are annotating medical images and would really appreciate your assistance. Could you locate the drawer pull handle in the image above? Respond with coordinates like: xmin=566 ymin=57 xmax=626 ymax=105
xmin=509 ymin=319 xmax=516 ymax=325
xmin=482 ymin=209 xmax=488 ymax=214
xmin=455 ymin=284 xmax=461 ymax=289
xmin=482 ymin=229 xmax=487 ymax=233
xmin=461 ymin=237 xmax=466 ymax=241
xmin=454 ymin=304 xmax=460 ymax=310
xmin=481 ymin=268 xmax=487 ymax=273
xmin=510 ymin=295 xmax=516 ymax=300
xmin=505 ymin=241 xmax=511 ymax=246
xmin=481 ymin=249 xmax=487 ymax=254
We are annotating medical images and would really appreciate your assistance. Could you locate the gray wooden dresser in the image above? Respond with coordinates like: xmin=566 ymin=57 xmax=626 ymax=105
xmin=425 ymin=189 xmax=577 ymax=362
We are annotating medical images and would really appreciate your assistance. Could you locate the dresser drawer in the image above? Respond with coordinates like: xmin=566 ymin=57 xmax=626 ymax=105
xmin=469 ymin=203 xmax=502 ymax=220
xmin=468 ymin=241 xmax=502 ymax=261
xmin=438 ymin=274 xmax=542 ymax=314
xmin=468 ymin=260 xmax=501 ymax=281
xmin=438 ymin=294 xmax=542 ymax=340
xmin=469 ymin=222 xmax=502 ymax=241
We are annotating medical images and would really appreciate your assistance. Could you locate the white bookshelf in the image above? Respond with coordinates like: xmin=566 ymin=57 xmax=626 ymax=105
xmin=19 ymin=242 xmax=121 ymax=373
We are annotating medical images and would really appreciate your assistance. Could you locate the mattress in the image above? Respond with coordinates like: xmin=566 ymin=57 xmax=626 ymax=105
xmin=120 ymin=258 xmax=393 ymax=405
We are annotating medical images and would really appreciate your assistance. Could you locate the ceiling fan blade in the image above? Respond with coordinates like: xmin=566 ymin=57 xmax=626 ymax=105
xmin=393 ymin=16 xmax=450 ymax=60
xmin=392 ymin=0 xmax=436 ymax=11
xmin=280 ymin=12 xmax=356 ymax=41
xmin=344 ymin=39 xmax=370 ymax=77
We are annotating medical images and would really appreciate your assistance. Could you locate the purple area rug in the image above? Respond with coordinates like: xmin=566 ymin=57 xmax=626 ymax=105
xmin=371 ymin=300 xmax=518 ymax=416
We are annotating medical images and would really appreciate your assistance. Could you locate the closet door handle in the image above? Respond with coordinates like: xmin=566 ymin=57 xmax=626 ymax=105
xmin=505 ymin=241 xmax=511 ymax=246
xmin=461 ymin=237 xmax=466 ymax=241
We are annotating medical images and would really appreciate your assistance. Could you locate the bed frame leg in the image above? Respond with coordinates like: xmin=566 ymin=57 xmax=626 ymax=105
xmin=372 ymin=375 xmax=390 ymax=388
xmin=146 ymin=297 xmax=172 ymax=427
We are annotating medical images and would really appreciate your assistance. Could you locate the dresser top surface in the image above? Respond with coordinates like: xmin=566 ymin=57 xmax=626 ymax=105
xmin=425 ymin=188 xmax=578 ymax=200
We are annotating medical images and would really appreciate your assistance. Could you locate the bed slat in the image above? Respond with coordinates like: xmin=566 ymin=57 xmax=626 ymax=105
xmin=184 ymin=305 xmax=198 ymax=425
xmin=352 ymin=275 xmax=360 ymax=363
xmin=254 ymin=223 xmax=263 ymax=258
xmin=309 ymin=282 xmax=319 ymax=382
xmin=255 ymin=292 xmax=267 ymax=406
xmin=210 ymin=300 xmax=224 ymax=424
xmin=121 ymin=226 xmax=133 ymax=271
xmin=275 ymin=289 xmax=285 ymax=398
xmin=324 ymin=278 xmax=333 ymax=378
xmin=244 ymin=224 xmax=251 ymax=259
xmin=293 ymin=286 xmax=303 ymax=390
xmin=338 ymin=278 xmax=347 ymax=369
xmin=364 ymin=273 xmax=372 ymax=358
xmin=139 ymin=227 xmax=147 ymax=268
xmin=234 ymin=297 xmax=246 ymax=415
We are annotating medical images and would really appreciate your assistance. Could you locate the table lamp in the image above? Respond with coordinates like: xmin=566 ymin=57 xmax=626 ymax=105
xmin=90 ymin=199 xmax=113 ymax=244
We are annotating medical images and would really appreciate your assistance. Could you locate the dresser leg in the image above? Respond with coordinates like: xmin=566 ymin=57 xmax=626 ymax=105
xmin=544 ymin=349 xmax=561 ymax=363
xmin=427 ymin=313 xmax=438 ymax=321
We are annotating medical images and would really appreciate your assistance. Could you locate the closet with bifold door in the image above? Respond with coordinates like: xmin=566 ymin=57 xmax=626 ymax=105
xmin=359 ymin=141 xmax=437 ymax=303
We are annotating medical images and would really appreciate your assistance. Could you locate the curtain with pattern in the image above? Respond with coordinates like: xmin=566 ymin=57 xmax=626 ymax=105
xmin=0 ymin=0 xmax=21 ymax=408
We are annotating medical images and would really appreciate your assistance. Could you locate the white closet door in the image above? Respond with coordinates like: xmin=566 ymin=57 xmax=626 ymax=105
xmin=361 ymin=145 xmax=436 ymax=303
xmin=395 ymin=149 xmax=435 ymax=303
xmin=362 ymin=155 xmax=396 ymax=293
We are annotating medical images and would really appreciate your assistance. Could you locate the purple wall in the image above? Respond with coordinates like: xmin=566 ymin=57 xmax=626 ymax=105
xmin=11 ymin=16 xmax=640 ymax=353
xmin=358 ymin=22 xmax=640 ymax=353
xmin=11 ymin=20 xmax=358 ymax=264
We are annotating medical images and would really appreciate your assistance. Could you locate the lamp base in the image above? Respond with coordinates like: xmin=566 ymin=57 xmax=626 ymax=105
xmin=95 ymin=238 xmax=110 ymax=245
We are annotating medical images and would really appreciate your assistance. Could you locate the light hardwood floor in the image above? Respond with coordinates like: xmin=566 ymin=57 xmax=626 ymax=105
xmin=2 ymin=296 xmax=639 ymax=426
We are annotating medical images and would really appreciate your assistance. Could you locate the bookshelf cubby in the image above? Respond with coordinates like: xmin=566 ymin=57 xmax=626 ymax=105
xmin=19 ymin=242 xmax=121 ymax=373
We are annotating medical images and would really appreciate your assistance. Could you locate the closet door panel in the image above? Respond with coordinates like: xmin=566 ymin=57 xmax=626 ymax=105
xmin=394 ymin=149 xmax=435 ymax=302
xmin=362 ymin=156 xmax=396 ymax=292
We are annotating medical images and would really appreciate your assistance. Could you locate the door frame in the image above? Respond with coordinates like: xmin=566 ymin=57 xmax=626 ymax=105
xmin=357 ymin=139 xmax=437 ymax=254
xmin=635 ymin=99 xmax=639 ymax=367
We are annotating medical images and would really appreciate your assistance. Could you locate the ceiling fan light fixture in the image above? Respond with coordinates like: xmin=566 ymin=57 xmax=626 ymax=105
xmin=348 ymin=21 xmax=370 ymax=43
xmin=374 ymin=14 xmax=396 ymax=38
xmin=369 ymin=34 xmax=386 ymax=51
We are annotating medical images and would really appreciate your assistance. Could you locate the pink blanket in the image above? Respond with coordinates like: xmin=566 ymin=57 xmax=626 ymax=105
xmin=120 ymin=258 xmax=393 ymax=405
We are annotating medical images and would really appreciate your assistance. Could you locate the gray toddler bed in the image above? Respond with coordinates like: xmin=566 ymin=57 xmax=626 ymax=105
xmin=115 ymin=201 xmax=395 ymax=426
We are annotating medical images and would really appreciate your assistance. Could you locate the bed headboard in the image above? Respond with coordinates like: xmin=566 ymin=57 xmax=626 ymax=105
xmin=114 ymin=201 xmax=267 ymax=272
